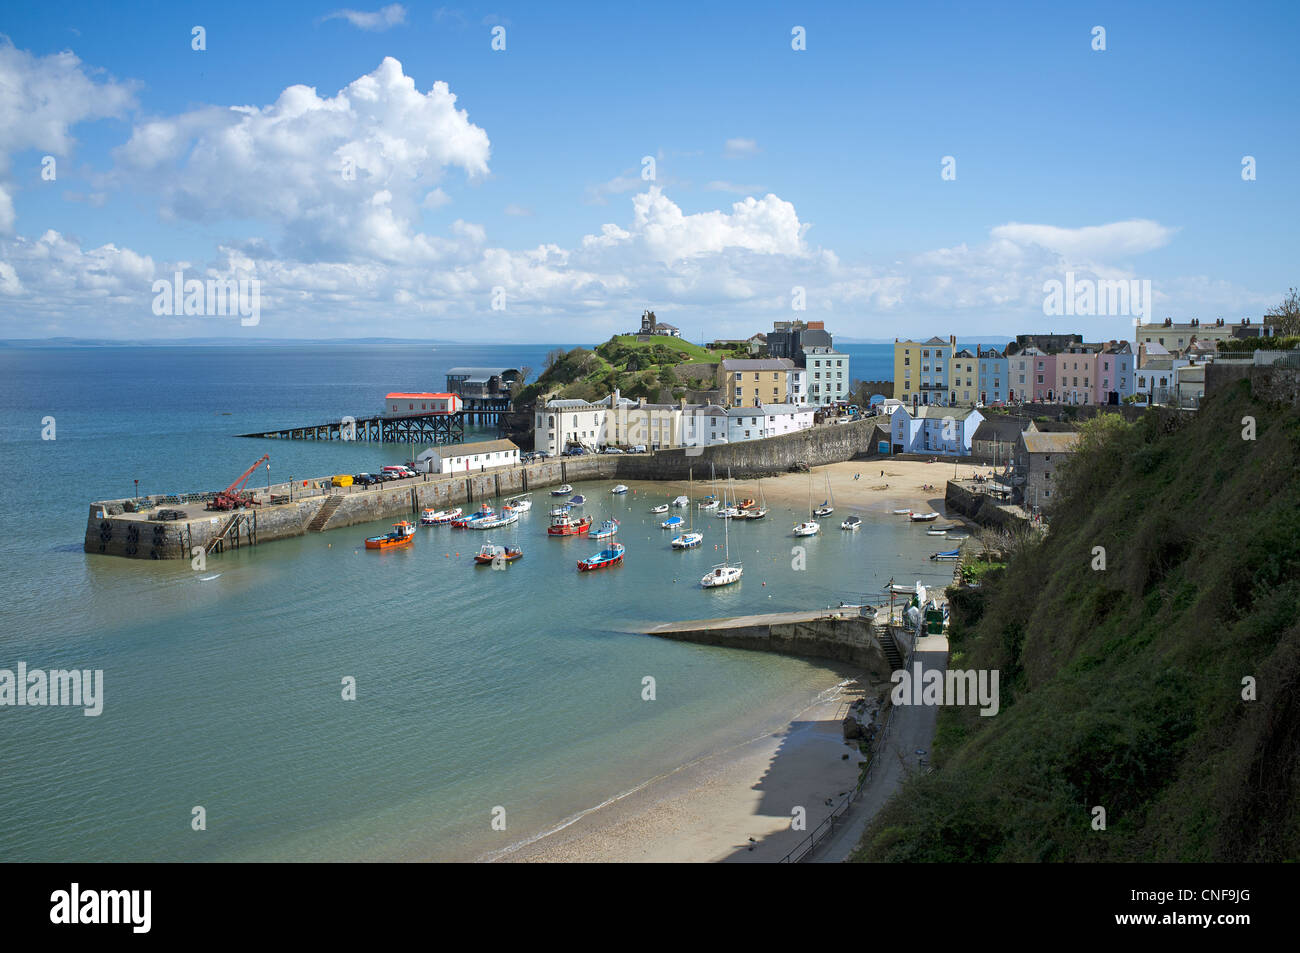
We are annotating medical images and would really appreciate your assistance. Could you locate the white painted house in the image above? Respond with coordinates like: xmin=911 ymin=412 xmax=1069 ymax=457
xmin=725 ymin=404 xmax=815 ymax=442
xmin=417 ymin=439 xmax=520 ymax=474
xmin=889 ymin=405 xmax=984 ymax=456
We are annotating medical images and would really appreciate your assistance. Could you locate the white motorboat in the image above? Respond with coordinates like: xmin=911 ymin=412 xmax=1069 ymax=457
xmin=422 ymin=507 xmax=462 ymax=525
xmin=672 ymin=531 xmax=703 ymax=549
xmin=892 ymin=508 xmax=911 ymax=515
xmin=716 ymin=506 xmax=740 ymax=519
xmin=611 ymin=484 xmax=628 ymax=494
xmin=910 ymin=511 xmax=941 ymax=522
xmin=926 ymin=528 xmax=946 ymax=536
xmin=698 ymin=498 xmax=719 ymax=510
xmin=472 ymin=511 xmax=519 ymax=530
xmin=504 ymin=497 xmax=531 ymax=513
xmin=841 ymin=516 xmax=862 ymax=530
xmin=671 ymin=495 xmax=690 ymax=507
xmin=551 ymin=484 xmax=573 ymax=496
xmin=650 ymin=503 xmax=669 ymax=513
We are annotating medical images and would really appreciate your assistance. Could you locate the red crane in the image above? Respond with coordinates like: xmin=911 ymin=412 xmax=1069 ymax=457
xmin=207 ymin=454 xmax=270 ymax=511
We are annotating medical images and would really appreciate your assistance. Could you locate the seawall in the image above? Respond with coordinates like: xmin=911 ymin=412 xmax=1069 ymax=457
xmin=645 ymin=610 xmax=893 ymax=680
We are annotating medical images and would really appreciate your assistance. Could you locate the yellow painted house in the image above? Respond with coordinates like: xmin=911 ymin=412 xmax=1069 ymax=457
xmin=717 ymin=358 xmax=795 ymax=408
xmin=893 ymin=336 xmax=955 ymax=407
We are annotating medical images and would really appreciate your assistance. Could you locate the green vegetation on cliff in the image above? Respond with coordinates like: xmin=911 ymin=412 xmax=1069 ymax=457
xmin=512 ymin=335 xmax=744 ymax=407
xmin=857 ymin=379 xmax=1300 ymax=862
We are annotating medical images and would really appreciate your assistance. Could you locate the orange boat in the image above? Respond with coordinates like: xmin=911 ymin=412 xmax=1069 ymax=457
xmin=365 ymin=521 xmax=416 ymax=550
xmin=737 ymin=498 xmax=756 ymax=510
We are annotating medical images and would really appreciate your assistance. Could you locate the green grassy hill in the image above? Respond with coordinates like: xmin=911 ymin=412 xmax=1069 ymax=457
xmin=856 ymin=377 xmax=1300 ymax=862
xmin=512 ymin=335 xmax=744 ymax=407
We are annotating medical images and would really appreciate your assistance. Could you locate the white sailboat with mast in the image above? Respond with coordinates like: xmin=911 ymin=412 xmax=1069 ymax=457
xmin=672 ymin=467 xmax=703 ymax=549
xmin=793 ymin=469 xmax=821 ymax=536
xmin=813 ymin=471 xmax=834 ymax=516
xmin=701 ymin=491 xmax=742 ymax=587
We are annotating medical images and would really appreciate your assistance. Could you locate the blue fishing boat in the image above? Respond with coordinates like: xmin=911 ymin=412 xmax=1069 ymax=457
xmin=577 ymin=542 xmax=625 ymax=572
xmin=590 ymin=518 xmax=620 ymax=540
xmin=568 ymin=494 xmax=586 ymax=506
xmin=661 ymin=514 xmax=684 ymax=529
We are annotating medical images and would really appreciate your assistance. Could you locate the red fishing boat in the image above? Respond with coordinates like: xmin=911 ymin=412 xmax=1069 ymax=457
xmin=474 ymin=542 xmax=523 ymax=565
xmin=547 ymin=510 xmax=592 ymax=536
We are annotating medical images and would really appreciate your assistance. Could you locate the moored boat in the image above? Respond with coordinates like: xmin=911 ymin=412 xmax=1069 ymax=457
xmin=504 ymin=497 xmax=531 ymax=513
xmin=365 ymin=520 xmax=416 ymax=550
xmin=568 ymin=494 xmax=586 ymax=506
xmin=611 ymin=484 xmax=628 ymax=494
xmin=909 ymin=511 xmax=940 ymax=522
xmin=661 ymin=514 xmax=684 ymax=530
xmin=473 ymin=511 xmax=519 ymax=529
xmin=736 ymin=498 xmax=756 ymax=510
xmin=452 ymin=503 xmax=494 ymax=528
xmin=423 ymin=507 xmax=462 ymax=525
xmin=671 ymin=531 xmax=703 ymax=549
xmin=671 ymin=495 xmax=690 ymax=507
xmin=547 ymin=512 xmax=592 ymax=536
xmin=702 ymin=491 xmax=741 ymax=586
xmin=650 ymin=503 xmax=669 ymax=513
xmin=793 ymin=520 xmax=820 ymax=537
xmin=577 ymin=542 xmax=625 ymax=571
xmin=551 ymin=484 xmax=573 ymax=496
xmin=930 ymin=548 xmax=961 ymax=561
xmin=926 ymin=528 xmax=946 ymax=536
xmin=474 ymin=542 xmax=522 ymax=564
xmin=892 ymin=508 xmax=912 ymax=515
xmin=698 ymin=497 xmax=719 ymax=510
xmin=841 ymin=516 xmax=862 ymax=530
xmin=589 ymin=518 xmax=620 ymax=540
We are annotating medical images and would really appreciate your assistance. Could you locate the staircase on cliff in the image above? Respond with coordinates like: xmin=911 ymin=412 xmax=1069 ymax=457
xmin=878 ymin=628 xmax=906 ymax=671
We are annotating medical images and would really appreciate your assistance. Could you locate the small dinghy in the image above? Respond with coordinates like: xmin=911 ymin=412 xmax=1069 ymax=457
xmin=611 ymin=485 xmax=628 ymax=494
xmin=551 ymin=484 xmax=573 ymax=496
xmin=578 ymin=542 xmax=625 ymax=572
xmin=926 ymin=528 xmax=947 ymax=536
xmin=892 ymin=508 xmax=912 ymax=515
xmin=474 ymin=542 xmax=522 ymax=565
xmin=841 ymin=516 xmax=862 ymax=530
xmin=909 ymin=511 xmax=940 ymax=522
xmin=930 ymin=548 xmax=961 ymax=561
xmin=650 ymin=503 xmax=669 ymax=513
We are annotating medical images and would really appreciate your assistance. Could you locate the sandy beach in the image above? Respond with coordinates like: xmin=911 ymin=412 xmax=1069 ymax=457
xmin=497 ymin=672 xmax=882 ymax=863
xmin=631 ymin=458 xmax=996 ymax=519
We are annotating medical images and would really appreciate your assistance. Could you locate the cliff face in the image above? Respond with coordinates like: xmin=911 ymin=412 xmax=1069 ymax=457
xmin=857 ymin=378 xmax=1300 ymax=862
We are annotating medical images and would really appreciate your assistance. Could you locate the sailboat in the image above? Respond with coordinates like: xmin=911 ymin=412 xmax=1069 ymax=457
xmin=813 ymin=472 xmax=834 ymax=516
xmin=672 ymin=468 xmax=703 ymax=549
xmin=740 ymin=478 xmax=768 ymax=520
xmin=793 ymin=470 xmax=820 ymax=536
xmin=701 ymin=493 xmax=742 ymax=587
xmin=716 ymin=468 xmax=740 ymax=518
xmin=698 ymin=464 xmax=720 ymax=509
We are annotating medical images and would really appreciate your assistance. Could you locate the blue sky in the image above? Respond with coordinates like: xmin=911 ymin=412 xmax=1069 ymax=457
xmin=1 ymin=0 xmax=1296 ymax=342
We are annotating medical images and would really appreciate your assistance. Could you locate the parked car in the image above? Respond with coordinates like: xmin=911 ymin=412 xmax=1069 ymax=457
xmin=630 ymin=445 xmax=647 ymax=453
xmin=603 ymin=446 xmax=624 ymax=454
xmin=563 ymin=447 xmax=587 ymax=456
xmin=534 ymin=450 xmax=550 ymax=459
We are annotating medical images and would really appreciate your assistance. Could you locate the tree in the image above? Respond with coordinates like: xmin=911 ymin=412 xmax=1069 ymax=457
xmin=517 ymin=365 xmax=532 ymax=386
xmin=1265 ymin=287 xmax=1300 ymax=336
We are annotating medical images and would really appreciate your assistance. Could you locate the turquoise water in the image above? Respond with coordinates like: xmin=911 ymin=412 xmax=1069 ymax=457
xmin=0 ymin=343 xmax=947 ymax=862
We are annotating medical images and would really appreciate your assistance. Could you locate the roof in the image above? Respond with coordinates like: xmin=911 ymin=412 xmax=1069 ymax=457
xmin=545 ymin=398 xmax=600 ymax=408
xmin=720 ymin=358 xmax=796 ymax=371
xmin=1020 ymin=432 xmax=1081 ymax=454
xmin=726 ymin=403 xmax=811 ymax=416
xmin=425 ymin=439 xmax=519 ymax=458
xmin=972 ymin=417 xmax=1029 ymax=443
xmin=953 ymin=348 xmax=976 ymax=359
xmin=893 ymin=405 xmax=981 ymax=421
xmin=446 ymin=366 xmax=518 ymax=378
xmin=924 ymin=336 xmax=949 ymax=345
xmin=386 ymin=392 xmax=456 ymax=399
xmin=653 ymin=322 xmax=679 ymax=330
